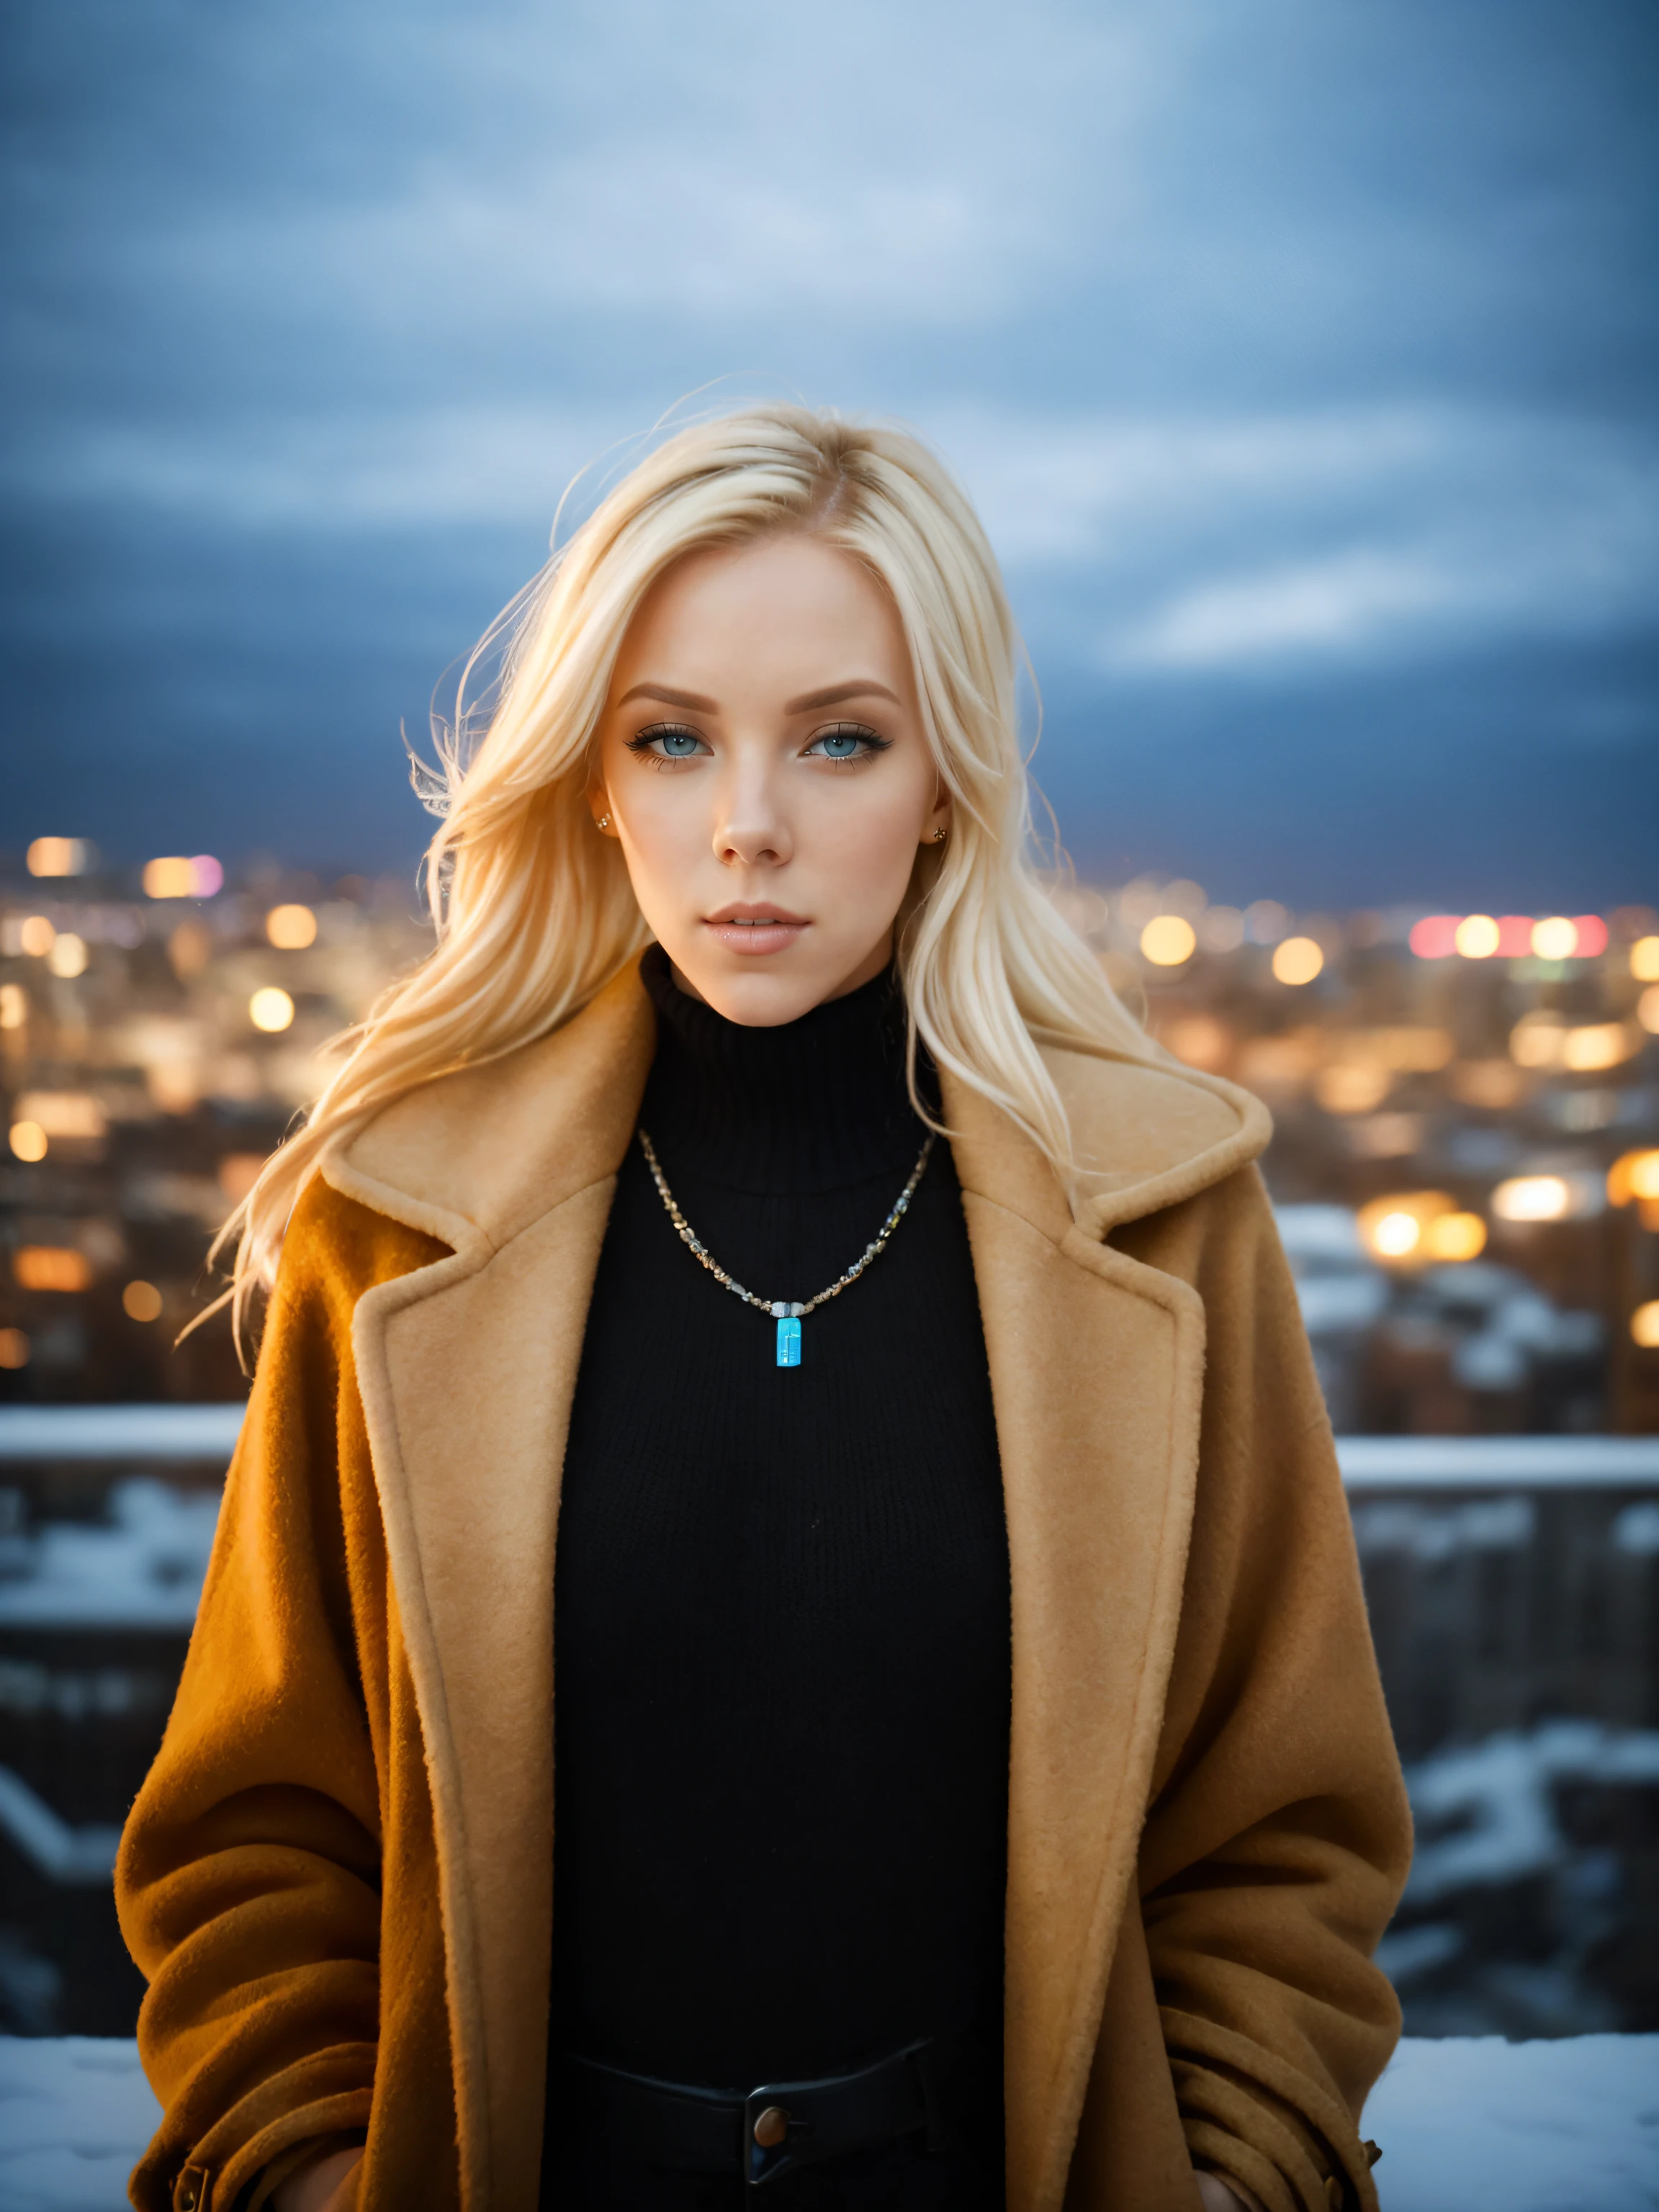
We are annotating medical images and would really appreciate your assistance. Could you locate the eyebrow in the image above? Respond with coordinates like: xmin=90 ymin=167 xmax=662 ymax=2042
xmin=614 ymin=678 xmax=902 ymax=715
xmin=616 ymin=683 xmax=719 ymax=711
xmin=783 ymin=680 xmax=900 ymax=714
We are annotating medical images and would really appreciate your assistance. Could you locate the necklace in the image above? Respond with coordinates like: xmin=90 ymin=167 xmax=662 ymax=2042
xmin=637 ymin=1126 xmax=935 ymax=1368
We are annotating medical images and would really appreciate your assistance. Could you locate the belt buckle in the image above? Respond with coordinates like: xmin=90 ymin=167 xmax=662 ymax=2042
xmin=742 ymin=2089 xmax=807 ymax=2187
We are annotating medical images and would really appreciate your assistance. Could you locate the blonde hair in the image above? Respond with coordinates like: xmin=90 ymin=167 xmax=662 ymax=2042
xmin=213 ymin=403 xmax=1149 ymax=1348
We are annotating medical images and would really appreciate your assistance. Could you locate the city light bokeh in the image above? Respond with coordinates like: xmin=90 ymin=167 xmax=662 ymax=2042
xmin=4 ymin=854 xmax=1653 ymax=1432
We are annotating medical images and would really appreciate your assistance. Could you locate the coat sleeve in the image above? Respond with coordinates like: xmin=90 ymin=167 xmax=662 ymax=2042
xmin=1118 ymin=1165 xmax=1412 ymax=2212
xmin=115 ymin=1181 xmax=446 ymax=2212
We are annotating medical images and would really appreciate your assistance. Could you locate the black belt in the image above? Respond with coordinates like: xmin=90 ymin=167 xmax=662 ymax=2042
xmin=557 ymin=2040 xmax=942 ymax=2188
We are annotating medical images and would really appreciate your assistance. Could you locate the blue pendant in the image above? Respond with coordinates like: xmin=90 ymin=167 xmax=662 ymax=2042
xmin=775 ymin=1314 xmax=801 ymax=1367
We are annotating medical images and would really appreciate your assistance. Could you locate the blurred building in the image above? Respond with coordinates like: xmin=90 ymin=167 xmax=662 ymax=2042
xmin=0 ymin=843 xmax=433 ymax=1404
xmin=1054 ymin=878 xmax=1659 ymax=1437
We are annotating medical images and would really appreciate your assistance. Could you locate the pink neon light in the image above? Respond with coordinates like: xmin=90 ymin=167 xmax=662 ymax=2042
xmin=1409 ymin=915 xmax=1460 ymax=959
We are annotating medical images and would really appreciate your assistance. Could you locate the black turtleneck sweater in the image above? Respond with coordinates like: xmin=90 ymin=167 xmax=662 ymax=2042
xmin=548 ymin=946 xmax=1011 ymax=2175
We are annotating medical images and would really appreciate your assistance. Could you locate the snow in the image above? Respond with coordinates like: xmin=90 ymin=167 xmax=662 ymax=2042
xmin=0 ymin=2037 xmax=1653 ymax=2211
xmin=1364 ymin=2036 xmax=1659 ymax=2211
xmin=0 ymin=2040 xmax=161 ymax=2212
xmin=1401 ymin=1724 xmax=1659 ymax=1907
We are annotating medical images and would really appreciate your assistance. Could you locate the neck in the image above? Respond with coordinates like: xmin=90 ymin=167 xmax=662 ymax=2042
xmin=638 ymin=943 xmax=932 ymax=1195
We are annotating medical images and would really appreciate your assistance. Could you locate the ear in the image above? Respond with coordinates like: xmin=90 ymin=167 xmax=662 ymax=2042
xmin=920 ymin=783 xmax=952 ymax=848
xmin=587 ymin=780 xmax=619 ymax=836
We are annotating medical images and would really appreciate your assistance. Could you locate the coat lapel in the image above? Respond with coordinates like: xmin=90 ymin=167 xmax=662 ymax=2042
xmin=328 ymin=965 xmax=656 ymax=2211
xmin=943 ymin=1073 xmax=1210 ymax=2212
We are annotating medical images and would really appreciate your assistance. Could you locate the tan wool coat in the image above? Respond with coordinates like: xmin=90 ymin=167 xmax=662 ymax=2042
xmin=117 ymin=959 xmax=1411 ymax=2212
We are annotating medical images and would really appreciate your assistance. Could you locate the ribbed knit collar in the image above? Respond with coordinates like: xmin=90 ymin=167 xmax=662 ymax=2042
xmin=637 ymin=943 xmax=932 ymax=1195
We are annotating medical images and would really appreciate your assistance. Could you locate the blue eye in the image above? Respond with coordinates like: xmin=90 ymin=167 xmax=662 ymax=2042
xmin=627 ymin=722 xmax=708 ymax=761
xmin=806 ymin=722 xmax=889 ymax=762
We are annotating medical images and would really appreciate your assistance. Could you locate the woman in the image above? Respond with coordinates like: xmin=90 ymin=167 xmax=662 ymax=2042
xmin=117 ymin=406 xmax=1410 ymax=2212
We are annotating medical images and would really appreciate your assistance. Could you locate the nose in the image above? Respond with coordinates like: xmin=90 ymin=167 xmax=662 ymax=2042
xmin=712 ymin=762 xmax=792 ymax=868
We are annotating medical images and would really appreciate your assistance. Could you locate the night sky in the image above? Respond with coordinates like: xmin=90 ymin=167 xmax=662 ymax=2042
xmin=4 ymin=0 xmax=1655 ymax=908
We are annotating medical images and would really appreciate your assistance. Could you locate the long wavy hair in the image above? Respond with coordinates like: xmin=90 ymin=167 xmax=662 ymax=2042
xmin=212 ymin=403 xmax=1149 ymax=1351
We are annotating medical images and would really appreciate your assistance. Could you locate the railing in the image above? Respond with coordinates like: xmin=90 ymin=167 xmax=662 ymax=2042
xmin=0 ymin=1405 xmax=246 ymax=1462
xmin=1336 ymin=1435 xmax=1659 ymax=1489
xmin=6 ymin=1403 xmax=1657 ymax=1479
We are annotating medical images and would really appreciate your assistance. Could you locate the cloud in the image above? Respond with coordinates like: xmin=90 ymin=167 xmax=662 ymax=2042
xmin=4 ymin=0 xmax=1655 ymax=889
xmin=1112 ymin=549 xmax=1519 ymax=667
xmin=15 ymin=395 xmax=1655 ymax=687
xmin=934 ymin=403 xmax=1659 ymax=672
xmin=14 ymin=405 xmax=625 ymax=530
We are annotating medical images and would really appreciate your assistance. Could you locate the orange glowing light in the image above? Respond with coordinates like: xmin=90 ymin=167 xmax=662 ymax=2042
xmin=266 ymin=903 xmax=318 ymax=950
xmin=1609 ymin=1151 xmax=1659 ymax=1208
xmin=14 ymin=1246 xmax=92 ymax=1292
xmin=1560 ymin=1022 xmax=1640 ymax=1072
xmin=144 ymin=855 xmax=222 ymax=899
xmin=1631 ymin=936 xmax=1659 ymax=983
xmin=122 ymin=1280 xmax=164 ymax=1323
xmin=26 ymin=837 xmax=88 ymax=878
xmin=1422 ymin=1212 xmax=1488 ymax=1262
xmin=1357 ymin=1190 xmax=1455 ymax=1264
xmin=1140 ymin=914 xmax=1197 ymax=966
xmin=143 ymin=857 xmax=197 ymax=899
xmin=1315 ymin=1063 xmax=1392 ymax=1115
xmin=8 ymin=1121 xmax=47 ymax=1163
xmin=1272 ymin=936 xmax=1325 ymax=985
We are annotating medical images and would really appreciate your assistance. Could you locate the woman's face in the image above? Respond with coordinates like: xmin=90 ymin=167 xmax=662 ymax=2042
xmin=591 ymin=533 xmax=948 ymax=1027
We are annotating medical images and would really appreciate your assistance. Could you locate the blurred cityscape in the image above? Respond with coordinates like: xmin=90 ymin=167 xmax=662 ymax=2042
xmin=1 ymin=836 xmax=1657 ymax=2043
xmin=4 ymin=841 xmax=1657 ymax=1424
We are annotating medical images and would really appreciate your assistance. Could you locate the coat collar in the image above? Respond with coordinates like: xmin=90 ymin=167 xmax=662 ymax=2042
xmin=333 ymin=956 xmax=1268 ymax=1257
xmin=324 ymin=956 xmax=1267 ymax=2212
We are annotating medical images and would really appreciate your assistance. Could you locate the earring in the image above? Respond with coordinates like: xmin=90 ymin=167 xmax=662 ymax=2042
xmin=931 ymin=826 xmax=947 ymax=844
xmin=596 ymin=813 xmax=612 ymax=831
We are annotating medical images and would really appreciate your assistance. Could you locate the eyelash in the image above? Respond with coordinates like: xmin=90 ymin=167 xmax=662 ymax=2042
xmin=625 ymin=722 xmax=708 ymax=766
xmin=805 ymin=721 xmax=891 ymax=763
xmin=624 ymin=720 xmax=893 ymax=767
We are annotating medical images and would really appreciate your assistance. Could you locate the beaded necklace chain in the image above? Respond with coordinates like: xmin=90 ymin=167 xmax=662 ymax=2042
xmin=637 ymin=1126 xmax=935 ymax=1368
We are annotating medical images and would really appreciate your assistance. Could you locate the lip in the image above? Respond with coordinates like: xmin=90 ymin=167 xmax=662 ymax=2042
xmin=702 ymin=902 xmax=811 ymax=956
